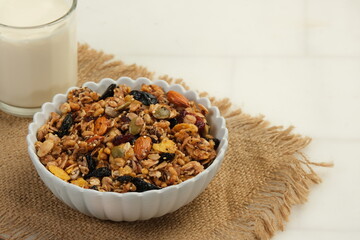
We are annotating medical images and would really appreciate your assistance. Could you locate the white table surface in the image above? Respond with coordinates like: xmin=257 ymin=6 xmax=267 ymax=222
xmin=77 ymin=0 xmax=360 ymax=239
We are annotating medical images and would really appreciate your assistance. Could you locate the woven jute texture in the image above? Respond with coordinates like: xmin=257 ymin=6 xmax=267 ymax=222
xmin=0 ymin=44 xmax=327 ymax=240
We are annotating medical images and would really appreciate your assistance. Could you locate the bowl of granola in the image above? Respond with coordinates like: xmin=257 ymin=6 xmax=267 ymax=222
xmin=27 ymin=77 xmax=228 ymax=221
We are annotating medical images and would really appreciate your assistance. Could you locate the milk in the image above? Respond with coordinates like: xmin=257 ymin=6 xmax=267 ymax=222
xmin=0 ymin=0 xmax=77 ymax=111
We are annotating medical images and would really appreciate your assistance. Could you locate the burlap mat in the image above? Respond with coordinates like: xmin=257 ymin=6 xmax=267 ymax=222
xmin=0 ymin=44 xmax=328 ymax=240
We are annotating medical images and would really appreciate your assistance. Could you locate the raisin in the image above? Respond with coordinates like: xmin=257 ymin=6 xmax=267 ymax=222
xmin=213 ymin=138 xmax=220 ymax=150
xmin=57 ymin=113 xmax=73 ymax=138
xmin=129 ymin=90 xmax=158 ymax=106
xmin=168 ymin=118 xmax=178 ymax=129
xmin=120 ymin=115 xmax=130 ymax=123
xmin=85 ymin=153 xmax=96 ymax=172
xmin=99 ymin=83 xmax=116 ymax=100
xmin=84 ymin=167 xmax=111 ymax=179
xmin=90 ymin=185 xmax=98 ymax=190
xmin=113 ymin=134 xmax=135 ymax=146
xmin=159 ymin=153 xmax=175 ymax=163
xmin=116 ymin=175 xmax=134 ymax=183
xmin=131 ymin=177 xmax=160 ymax=192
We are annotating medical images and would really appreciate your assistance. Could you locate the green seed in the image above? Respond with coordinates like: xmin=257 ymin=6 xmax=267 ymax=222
xmin=116 ymin=102 xmax=131 ymax=111
xmin=129 ymin=117 xmax=142 ymax=135
xmin=153 ymin=106 xmax=170 ymax=119
xmin=111 ymin=146 xmax=126 ymax=158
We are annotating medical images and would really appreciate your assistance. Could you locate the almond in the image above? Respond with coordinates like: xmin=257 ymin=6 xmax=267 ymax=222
xmin=134 ymin=136 xmax=152 ymax=160
xmin=94 ymin=116 xmax=108 ymax=135
xmin=167 ymin=91 xmax=190 ymax=107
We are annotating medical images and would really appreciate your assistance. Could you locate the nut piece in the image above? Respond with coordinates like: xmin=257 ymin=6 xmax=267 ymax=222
xmin=49 ymin=165 xmax=71 ymax=181
xmin=37 ymin=139 xmax=54 ymax=157
xmin=167 ymin=91 xmax=190 ymax=107
xmin=134 ymin=136 xmax=152 ymax=160
xmin=94 ymin=116 xmax=108 ymax=135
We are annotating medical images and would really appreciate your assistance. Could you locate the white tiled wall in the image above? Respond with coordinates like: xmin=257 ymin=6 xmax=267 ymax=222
xmin=78 ymin=0 xmax=360 ymax=239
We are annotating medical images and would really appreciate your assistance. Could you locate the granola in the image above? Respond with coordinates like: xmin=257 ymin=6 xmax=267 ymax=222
xmin=35 ymin=83 xmax=219 ymax=193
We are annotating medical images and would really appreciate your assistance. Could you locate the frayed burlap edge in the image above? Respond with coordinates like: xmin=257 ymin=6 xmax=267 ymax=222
xmin=208 ymin=115 xmax=332 ymax=240
xmin=146 ymin=56 xmax=332 ymax=240
xmin=0 ymin=44 xmax=331 ymax=240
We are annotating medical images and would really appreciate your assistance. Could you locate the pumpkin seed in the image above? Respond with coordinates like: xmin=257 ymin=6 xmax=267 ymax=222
xmin=153 ymin=106 xmax=170 ymax=119
xmin=111 ymin=145 xmax=126 ymax=158
xmin=116 ymin=102 xmax=131 ymax=111
xmin=129 ymin=117 xmax=142 ymax=135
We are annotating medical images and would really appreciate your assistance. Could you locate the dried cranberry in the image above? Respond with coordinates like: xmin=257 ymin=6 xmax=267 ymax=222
xmin=113 ymin=134 xmax=135 ymax=146
xmin=194 ymin=116 xmax=206 ymax=134
xmin=120 ymin=115 xmax=130 ymax=123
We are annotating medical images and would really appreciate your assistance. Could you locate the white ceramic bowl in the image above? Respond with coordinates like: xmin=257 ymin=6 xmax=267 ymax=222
xmin=27 ymin=77 xmax=228 ymax=221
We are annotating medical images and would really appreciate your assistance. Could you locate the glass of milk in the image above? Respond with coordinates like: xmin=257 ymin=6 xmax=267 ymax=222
xmin=0 ymin=0 xmax=77 ymax=117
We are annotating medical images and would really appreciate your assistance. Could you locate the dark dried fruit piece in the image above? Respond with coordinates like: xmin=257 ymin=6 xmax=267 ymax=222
xmin=115 ymin=176 xmax=160 ymax=192
xmin=113 ymin=134 xmax=135 ymax=146
xmin=149 ymin=136 xmax=158 ymax=143
xmin=116 ymin=175 xmax=134 ymax=183
xmin=213 ymin=138 xmax=220 ymax=150
xmin=159 ymin=152 xmax=175 ymax=163
xmin=194 ymin=116 xmax=206 ymax=136
xmin=90 ymin=185 xmax=98 ymax=190
xmin=85 ymin=153 xmax=97 ymax=172
xmin=120 ymin=115 xmax=130 ymax=123
xmin=176 ymin=110 xmax=187 ymax=124
xmin=84 ymin=116 xmax=95 ymax=122
xmin=99 ymin=84 xmax=116 ymax=100
xmin=168 ymin=118 xmax=178 ymax=129
xmin=84 ymin=167 xmax=111 ymax=179
xmin=129 ymin=90 xmax=158 ymax=106
xmin=131 ymin=177 xmax=160 ymax=192
xmin=57 ymin=113 xmax=73 ymax=138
